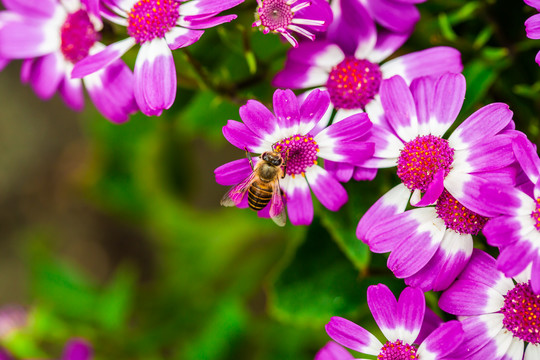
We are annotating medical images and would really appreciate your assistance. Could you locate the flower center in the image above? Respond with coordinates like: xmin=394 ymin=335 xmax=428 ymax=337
xmin=501 ymin=281 xmax=540 ymax=344
xmin=127 ymin=0 xmax=180 ymax=44
xmin=60 ymin=10 xmax=100 ymax=64
xmin=273 ymin=134 xmax=319 ymax=176
xmin=326 ymin=57 xmax=382 ymax=110
xmin=531 ymin=197 xmax=540 ymax=231
xmin=397 ymin=135 xmax=455 ymax=192
xmin=435 ymin=190 xmax=489 ymax=235
xmin=377 ymin=340 xmax=419 ymax=360
xmin=255 ymin=0 xmax=294 ymax=32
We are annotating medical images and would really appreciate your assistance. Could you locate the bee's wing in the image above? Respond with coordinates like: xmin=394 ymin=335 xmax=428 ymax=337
xmin=268 ymin=179 xmax=286 ymax=227
xmin=220 ymin=171 xmax=257 ymax=207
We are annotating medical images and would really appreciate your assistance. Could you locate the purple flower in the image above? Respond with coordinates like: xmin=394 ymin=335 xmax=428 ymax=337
xmin=61 ymin=339 xmax=92 ymax=360
xmin=253 ymin=0 xmax=332 ymax=47
xmin=479 ymin=133 xmax=540 ymax=294
xmin=214 ymin=89 xmax=374 ymax=226
xmin=273 ymin=0 xmax=462 ymax=181
xmin=325 ymin=284 xmax=464 ymax=360
xmin=356 ymin=73 xmax=517 ymax=242
xmin=0 ymin=338 xmax=92 ymax=360
xmin=439 ymin=249 xmax=540 ymax=359
xmin=0 ymin=305 xmax=27 ymax=338
xmin=525 ymin=0 xmax=540 ymax=65
xmin=0 ymin=0 xmax=137 ymax=123
xmin=364 ymin=189 xmax=488 ymax=292
xmin=72 ymin=0 xmax=243 ymax=116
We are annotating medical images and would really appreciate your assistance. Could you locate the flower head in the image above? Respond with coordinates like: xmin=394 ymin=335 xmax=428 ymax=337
xmin=326 ymin=284 xmax=464 ymax=360
xmin=72 ymin=0 xmax=244 ymax=116
xmin=479 ymin=133 xmax=540 ymax=294
xmin=440 ymin=249 xmax=540 ymax=359
xmin=357 ymin=73 xmax=517 ymax=244
xmin=0 ymin=0 xmax=137 ymax=123
xmin=253 ymin=0 xmax=332 ymax=47
xmin=215 ymin=89 xmax=374 ymax=226
xmin=273 ymin=0 xmax=462 ymax=181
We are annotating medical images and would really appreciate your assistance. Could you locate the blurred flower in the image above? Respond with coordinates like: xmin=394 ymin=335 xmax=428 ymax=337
xmin=0 ymin=338 xmax=92 ymax=360
xmin=439 ymin=249 xmax=540 ymax=359
xmin=357 ymin=73 xmax=517 ymax=242
xmin=253 ymin=0 xmax=332 ymax=47
xmin=0 ymin=305 xmax=27 ymax=338
xmin=479 ymin=133 xmax=540 ymax=294
xmin=273 ymin=0 xmax=462 ymax=181
xmin=215 ymin=89 xmax=374 ymax=226
xmin=0 ymin=0 xmax=137 ymax=123
xmin=524 ymin=0 xmax=540 ymax=65
xmin=61 ymin=339 xmax=92 ymax=360
xmin=72 ymin=0 xmax=243 ymax=116
xmin=325 ymin=284 xmax=464 ymax=359
xmin=315 ymin=341 xmax=354 ymax=360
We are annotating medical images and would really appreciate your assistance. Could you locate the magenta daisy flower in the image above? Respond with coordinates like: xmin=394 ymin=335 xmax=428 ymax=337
xmin=0 ymin=0 xmax=137 ymax=123
xmin=363 ymin=188 xmax=489 ymax=292
xmin=439 ymin=249 xmax=540 ymax=359
xmin=356 ymin=73 xmax=517 ymax=243
xmin=214 ymin=89 xmax=374 ymax=226
xmin=326 ymin=284 xmax=464 ymax=360
xmin=71 ymin=0 xmax=243 ymax=116
xmin=252 ymin=0 xmax=332 ymax=47
xmin=478 ymin=133 xmax=540 ymax=294
xmin=525 ymin=0 xmax=540 ymax=65
xmin=273 ymin=0 xmax=462 ymax=181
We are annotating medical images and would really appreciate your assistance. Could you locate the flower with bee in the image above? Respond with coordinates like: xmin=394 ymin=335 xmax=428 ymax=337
xmin=215 ymin=88 xmax=375 ymax=226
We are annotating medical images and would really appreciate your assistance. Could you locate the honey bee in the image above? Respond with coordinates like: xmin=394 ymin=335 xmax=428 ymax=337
xmin=221 ymin=150 xmax=287 ymax=226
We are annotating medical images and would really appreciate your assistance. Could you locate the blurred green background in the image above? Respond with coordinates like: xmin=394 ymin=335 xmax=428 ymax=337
xmin=0 ymin=0 xmax=539 ymax=359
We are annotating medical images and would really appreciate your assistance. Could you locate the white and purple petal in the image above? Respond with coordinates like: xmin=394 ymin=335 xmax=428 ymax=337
xmin=379 ymin=75 xmax=418 ymax=142
xmin=214 ymin=158 xmax=253 ymax=186
xmin=280 ymin=175 xmax=313 ymax=226
xmin=134 ymin=38 xmax=176 ymax=115
xmin=367 ymin=284 xmax=399 ymax=341
xmin=305 ymin=165 xmax=347 ymax=211
xmin=164 ymin=27 xmax=204 ymax=50
xmin=395 ymin=286 xmax=424 ymax=344
xmin=325 ymin=316 xmax=382 ymax=355
xmin=417 ymin=320 xmax=464 ymax=360
xmin=448 ymin=103 xmax=513 ymax=150
xmin=71 ymin=37 xmax=136 ymax=78
xmin=380 ymin=47 xmax=462 ymax=84
xmin=357 ymin=183 xmax=410 ymax=242
xmin=84 ymin=58 xmax=137 ymax=123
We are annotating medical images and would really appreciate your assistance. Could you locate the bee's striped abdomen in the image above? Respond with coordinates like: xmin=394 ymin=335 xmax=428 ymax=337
xmin=248 ymin=181 xmax=273 ymax=211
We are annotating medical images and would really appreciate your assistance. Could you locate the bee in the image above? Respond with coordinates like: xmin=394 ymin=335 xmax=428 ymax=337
xmin=221 ymin=150 xmax=287 ymax=226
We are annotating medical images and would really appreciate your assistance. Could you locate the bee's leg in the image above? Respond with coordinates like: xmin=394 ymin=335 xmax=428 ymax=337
xmin=244 ymin=147 xmax=254 ymax=170
xmin=281 ymin=149 xmax=289 ymax=178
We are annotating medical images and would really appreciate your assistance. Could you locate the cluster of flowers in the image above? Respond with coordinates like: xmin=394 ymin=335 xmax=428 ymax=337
xmin=214 ymin=0 xmax=540 ymax=359
xmin=2 ymin=0 xmax=540 ymax=359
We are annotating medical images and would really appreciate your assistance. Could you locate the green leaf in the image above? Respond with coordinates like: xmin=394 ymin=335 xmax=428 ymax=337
xmin=268 ymin=219 xmax=372 ymax=326
xmin=321 ymin=209 xmax=370 ymax=272
xmin=96 ymin=266 xmax=136 ymax=332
